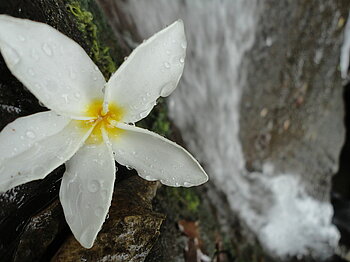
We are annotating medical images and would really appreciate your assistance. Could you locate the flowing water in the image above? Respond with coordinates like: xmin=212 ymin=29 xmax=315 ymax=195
xmin=115 ymin=0 xmax=340 ymax=259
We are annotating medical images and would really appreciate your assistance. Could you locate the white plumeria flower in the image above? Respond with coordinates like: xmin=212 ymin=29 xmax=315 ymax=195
xmin=0 ymin=15 xmax=208 ymax=248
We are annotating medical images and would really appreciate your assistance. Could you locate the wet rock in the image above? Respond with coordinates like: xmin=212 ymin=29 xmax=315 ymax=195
xmin=240 ymin=0 xmax=349 ymax=202
xmin=13 ymin=200 xmax=68 ymax=262
xmin=52 ymin=175 xmax=164 ymax=262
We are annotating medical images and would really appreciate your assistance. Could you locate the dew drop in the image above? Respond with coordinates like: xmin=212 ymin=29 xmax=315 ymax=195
xmin=175 ymin=182 xmax=180 ymax=187
xmin=101 ymin=189 xmax=108 ymax=200
xmin=184 ymin=182 xmax=192 ymax=187
xmin=25 ymin=130 xmax=36 ymax=139
xmin=27 ymin=68 xmax=35 ymax=76
xmin=139 ymin=111 xmax=149 ymax=118
xmin=124 ymin=56 xmax=128 ymax=61
xmin=118 ymin=149 xmax=124 ymax=155
xmin=164 ymin=62 xmax=171 ymax=69
xmin=181 ymin=42 xmax=187 ymax=49
xmin=61 ymin=94 xmax=69 ymax=104
xmin=93 ymin=76 xmax=98 ymax=81
xmin=94 ymin=65 xmax=99 ymax=71
xmin=69 ymin=67 xmax=76 ymax=79
xmin=32 ymin=166 xmax=45 ymax=175
xmin=88 ymin=180 xmax=100 ymax=193
xmin=31 ymin=49 xmax=40 ymax=61
xmin=18 ymin=35 xmax=25 ymax=42
xmin=42 ymin=43 xmax=53 ymax=56
xmin=179 ymin=57 xmax=185 ymax=64
xmin=3 ymin=45 xmax=20 ymax=66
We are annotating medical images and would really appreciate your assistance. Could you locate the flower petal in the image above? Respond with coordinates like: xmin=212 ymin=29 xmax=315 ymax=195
xmin=104 ymin=20 xmax=186 ymax=123
xmin=0 ymin=15 xmax=105 ymax=119
xmin=59 ymin=131 xmax=115 ymax=248
xmin=110 ymin=123 xmax=208 ymax=187
xmin=0 ymin=112 xmax=92 ymax=192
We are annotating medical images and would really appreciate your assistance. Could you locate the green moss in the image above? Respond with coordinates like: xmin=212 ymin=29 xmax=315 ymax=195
xmin=66 ymin=1 xmax=116 ymax=78
xmin=166 ymin=187 xmax=200 ymax=213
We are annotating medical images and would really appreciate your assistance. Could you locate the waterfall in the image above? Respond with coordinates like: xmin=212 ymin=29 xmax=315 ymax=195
xmin=115 ymin=0 xmax=341 ymax=259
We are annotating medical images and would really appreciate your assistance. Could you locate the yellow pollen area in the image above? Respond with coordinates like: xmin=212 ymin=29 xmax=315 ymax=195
xmin=80 ymin=100 xmax=124 ymax=144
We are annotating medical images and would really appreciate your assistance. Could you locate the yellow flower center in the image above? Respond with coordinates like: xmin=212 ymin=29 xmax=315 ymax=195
xmin=81 ymin=100 xmax=124 ymax=144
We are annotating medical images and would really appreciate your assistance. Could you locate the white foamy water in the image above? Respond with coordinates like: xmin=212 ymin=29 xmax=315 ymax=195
xmin=117 ymin=0 xmax=340 ymax=259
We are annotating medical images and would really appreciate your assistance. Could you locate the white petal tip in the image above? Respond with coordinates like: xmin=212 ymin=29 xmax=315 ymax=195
xmin=81 ymin=242 xmax=94 ymax=249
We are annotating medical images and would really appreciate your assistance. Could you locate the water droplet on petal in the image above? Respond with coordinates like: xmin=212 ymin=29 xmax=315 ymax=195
xmin=139 ymin=111 xmax=149 ymax=119
xmin=27 ymin=68 xmax=35 ymax=76
xmin=88 ymin=180 xmax=100 ymax=193
xmin=3 ymin=45 xmax=20 ymax=66
xmin=42 ymin=43 xmax=53 ymax=56
xmin=180 ymin=57 xmax=185 ymax=64
xmin=184 ymin=182 xmax=193 ymax=187
xmin=31 ymin=49 xmax=40 ymax=61
xmin=69 ymin=67 xmax=76 ymax=79
xmin=61 ymin=94 xmax=69 ymax=104
xmin=32 ymin=166 xmax=45 ymax=175
xmin=101 ymin=190 xmax=108 ymax=200
xmin=25 ymin=130 xmax=36 ymax=139
xmin=18 ymin=35 xmax=25 ymax=42
xmin=124 ymin=56 xmax=128 ymax=61
xmin=164 ymin=62 xmax=171 ymax=69
xmin=118 ymin=149 xmax=124 ymax=155
xmin=181 ymin=42 xmax=187 ymax=49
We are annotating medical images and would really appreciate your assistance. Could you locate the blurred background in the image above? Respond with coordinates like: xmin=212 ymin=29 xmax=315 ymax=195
xmin=0 ymin=0 xmax=350 ymax=262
